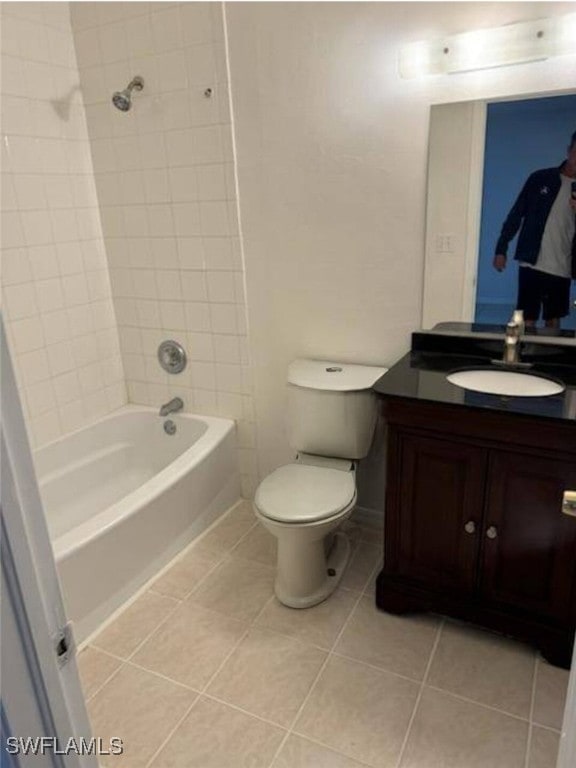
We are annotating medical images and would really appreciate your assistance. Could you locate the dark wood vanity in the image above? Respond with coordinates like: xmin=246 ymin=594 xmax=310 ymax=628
xmin=374 ymin=332 xmax=576 ymax=668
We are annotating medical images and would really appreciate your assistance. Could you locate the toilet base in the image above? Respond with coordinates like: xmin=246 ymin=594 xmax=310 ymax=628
xmin=275 ymin=531 xmax=351 ymax=609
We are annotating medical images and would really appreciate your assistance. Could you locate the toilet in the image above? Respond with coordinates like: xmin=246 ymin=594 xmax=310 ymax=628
xmin=254 ymin=359 xmax=387 ymax=609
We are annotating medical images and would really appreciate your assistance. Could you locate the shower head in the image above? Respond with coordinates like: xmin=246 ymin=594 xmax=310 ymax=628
xmin=112 ymin=76 xmax=144 ymax=112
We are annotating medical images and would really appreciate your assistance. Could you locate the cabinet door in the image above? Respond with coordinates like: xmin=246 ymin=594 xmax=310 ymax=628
xmin=386 ymin=431 xmax=487 ymax=594
xmin=481 ymin=451 xmax=576 ymax=623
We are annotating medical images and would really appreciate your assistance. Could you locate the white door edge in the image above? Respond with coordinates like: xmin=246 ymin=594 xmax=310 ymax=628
xmin=1 ymin=315 xmax=96 ymax=768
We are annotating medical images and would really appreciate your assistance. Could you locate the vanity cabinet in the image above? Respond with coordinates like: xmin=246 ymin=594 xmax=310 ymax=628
xmin=377 ymin=397 xmax=576 ymax=668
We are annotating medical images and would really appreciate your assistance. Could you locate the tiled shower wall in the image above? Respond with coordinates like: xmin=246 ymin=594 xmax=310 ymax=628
xmin=1 ymin=2 xmax=126 ymax=448
xmin=70 ymin=2 xmax=257 ymax=497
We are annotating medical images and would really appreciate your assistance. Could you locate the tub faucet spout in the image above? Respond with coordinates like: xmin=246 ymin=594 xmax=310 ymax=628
xmin=159 ymin=397 xmax=184 ymax=417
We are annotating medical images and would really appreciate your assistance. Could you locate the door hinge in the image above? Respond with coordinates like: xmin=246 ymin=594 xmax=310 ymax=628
xmin=54 ymin=621 xmax=75 ymax=667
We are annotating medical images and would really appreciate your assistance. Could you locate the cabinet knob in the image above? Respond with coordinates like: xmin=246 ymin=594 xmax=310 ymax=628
xmin=486 ymin=525 xmax=498 ymax=540
xmin=464 ymin=520 xmax=476 ymax=534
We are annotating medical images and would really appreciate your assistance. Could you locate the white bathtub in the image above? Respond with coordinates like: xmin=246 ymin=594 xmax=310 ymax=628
xmin=34 ymin=406 xmax=240 ymax=643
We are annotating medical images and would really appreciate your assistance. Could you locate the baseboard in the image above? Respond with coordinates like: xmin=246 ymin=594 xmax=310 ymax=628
xmin=351 ymin=505 xmax=382 ymax=531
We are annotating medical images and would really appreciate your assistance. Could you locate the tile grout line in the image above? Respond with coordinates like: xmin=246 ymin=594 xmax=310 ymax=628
xmin=143 ymin=557 xmax=276 ymax=768
xmin=85 ymin=504 xmax=253 ymax=690
xmin=264 ymin=556 xmax=381 ymax=768
xmin=142 ymin=696 xmax=200 ymax=768
xmin=83 ymin=660 xmax=125 ymax=705
xmin=81 ymin=498 xmax=248 ymax=651
xmin=394 ymin=617 xmax=446 ymax=768
xmin=142 ymin=602 xmax=254 ymax=766
xmin=95 ymin=509 xmax=259 ymax=662
xmin=424 ymin=684 xmax=534 ymax=725
xmin=85 ymin=517 xmax=382 ymax=767
xmin=524 ymin=656 xmax=539 ymax=768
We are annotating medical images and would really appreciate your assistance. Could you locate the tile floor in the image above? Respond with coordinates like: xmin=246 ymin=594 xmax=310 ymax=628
xmin=78 ymin=500 xmax=570 ymax=768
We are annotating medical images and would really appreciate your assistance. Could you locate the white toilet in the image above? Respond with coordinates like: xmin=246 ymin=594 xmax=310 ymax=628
xmin=254 ymin=359 xmax=387 ymax=609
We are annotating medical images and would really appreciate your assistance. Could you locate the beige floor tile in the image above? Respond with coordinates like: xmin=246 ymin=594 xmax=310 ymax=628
xmin=92 ymin=591 xmax=178 ymax=659
xmin=150 ymin=696 xmax=285 ymax=768
xmin=335 ymin=596 xmax=440 ymax=681
xmin=88 ymin=664 xmax=195 ymax=768
xmin=533 ymin=659 xmax=570 ymax=729
xmin=132 ymin=602 xmax=248 ymax=690
xmin=528 ymin=726 xmax=560 ymax=768
xmin=150 ymin=548 xmax=221 ymax=600
xmin=364 ymin=561 xmax=383 ymax=595
xmin=294 ymin=654 xmax=419 ymax=767
xmin=400 ymin=688 xmax=528 ymax=768
xmin=231 ymin=521 xmax=277 ymax=566
xmin=77 ymin=646 xmax=122 ymax=700
xmin=341 ymin=541 xmax=381 ymax=592
xmin=193 ymin=500 xmax=256 ymax=556
xmin=427 ymin=622 xmax=535 ymax=717
xmin=207 ymin=627 xmax=326 ymax=727
xmin=272 ymin=734 xmax=368 ymax=768
xmin=188 ymin=555 xmax=275 ymax=622
xmin=255 ymin=589 xmax=357 ymax=650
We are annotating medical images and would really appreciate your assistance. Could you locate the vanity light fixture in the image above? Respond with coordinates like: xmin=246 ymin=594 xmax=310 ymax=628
xmin=399 ymin=13 xmax=576 ymax=78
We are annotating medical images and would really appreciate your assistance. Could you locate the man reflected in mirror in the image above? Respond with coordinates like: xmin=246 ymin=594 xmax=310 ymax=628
xmin=493 ymin=130 xmax=576 ymax=329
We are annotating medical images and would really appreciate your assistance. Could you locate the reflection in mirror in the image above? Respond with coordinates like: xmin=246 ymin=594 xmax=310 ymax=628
xmin=423 ymin=92 xmax=576 ymax=335
xmin=478 ymin=95 xmax=576 ymax=330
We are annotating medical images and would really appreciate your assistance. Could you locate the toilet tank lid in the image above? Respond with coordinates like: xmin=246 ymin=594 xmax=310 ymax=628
xmin=288 ymin=359 xmax=388 ymax=392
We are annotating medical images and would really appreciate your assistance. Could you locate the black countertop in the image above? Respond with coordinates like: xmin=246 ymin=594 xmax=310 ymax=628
xmin=373 ymin=333 xmax=576 ymax=424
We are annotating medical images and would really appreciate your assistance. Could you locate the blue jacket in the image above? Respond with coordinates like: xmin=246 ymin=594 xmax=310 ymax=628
xmin=495 ymin=164 xmax=576 ymax=279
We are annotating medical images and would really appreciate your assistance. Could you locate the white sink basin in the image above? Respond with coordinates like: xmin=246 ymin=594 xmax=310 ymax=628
xmin=446 ymin=369 xmax=565 ymax=397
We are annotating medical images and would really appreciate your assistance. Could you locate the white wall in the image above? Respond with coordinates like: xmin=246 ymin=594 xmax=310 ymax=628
xmin=225 ymin=1 xmax=575 ymax=507
xmin=71 ymin=2 xmax=257 ymax=497
xmin=1 ymin=2 xmax=126 ymax=448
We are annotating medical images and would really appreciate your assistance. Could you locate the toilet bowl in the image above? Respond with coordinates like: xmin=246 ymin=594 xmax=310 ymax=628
xmin=254 ymin=359 xmax=387 ymax=609
xmin=254 ymin=459 xmax=356 ymax=608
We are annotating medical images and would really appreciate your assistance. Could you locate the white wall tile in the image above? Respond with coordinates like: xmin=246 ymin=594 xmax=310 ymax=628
xmin=187 ymin=331 xmax=213 ymax=361
xmin=156 ymin=51 xmax=188 ymax=93
xmin=144 ymin=169 xmax=170 ymax=204
xmin=32 ymin=408 xmax=61 ymax=446
xmin=19 ymin=348 xmax=51 ymax=385
xmin=2 ymin=248 xmax=32 ymax=285
xmin=173 ymin=202 xmax=201 ymax=236
xmin=99 ymin=22 xmax=127 ymax=65
xmin=184 ymin=44 xmax=216 ymax=87
xmin=209 ymin=303 xmax=237 ymax=334
xmin=10 ymin=316 xmax=45 ymax=354
xmin=68 ymin=0 xmax=256 ymax=493
xmin=206 ymin=270 xmax=235 ymax=303
xmin=180 ymin=3 xmax=213 ymax=47
xmin=150 ymin=237 xmax=179 ymax=269
xmin=126 ymin=14 xmax=153 ymax=59
xmin=4 ymin=283 xmax=39 ymax=319
xmin=151 ymin=7 xmax=182 ymax=53
xmin=169 ymin=166 xmax=198 ymax=201
xmin=177 ymin=238 xmax=205 ymax=270
xmin=26 ymin=379 xmax=57 ymax=417
xmin=1 ymin=2 xmax=126 ymax=446
xmin=184 ymin=302 xmax=210 ymax=332
xmin=147 ymin=205 xmax=173 ymax=237
xmin=181 ymin=271 xmax=207 ymax=302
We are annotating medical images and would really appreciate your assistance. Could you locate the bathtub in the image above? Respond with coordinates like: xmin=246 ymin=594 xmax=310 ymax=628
xmin=34 ymin=406 xmax=240 ymax=643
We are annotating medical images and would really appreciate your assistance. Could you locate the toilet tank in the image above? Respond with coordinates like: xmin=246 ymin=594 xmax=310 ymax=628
xmin=286 ymin=359 xmax=388 ymax=460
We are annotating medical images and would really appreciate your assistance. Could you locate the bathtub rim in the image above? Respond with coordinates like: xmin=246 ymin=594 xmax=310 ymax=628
xmin=37 ymin=405 xmax=236 ymax=561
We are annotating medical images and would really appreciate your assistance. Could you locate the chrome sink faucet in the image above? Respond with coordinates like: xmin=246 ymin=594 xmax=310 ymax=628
xmin=159 ymin=397 xmax=184 ymax=417
xmin=502 ymin=310 xmax=524 ymax=366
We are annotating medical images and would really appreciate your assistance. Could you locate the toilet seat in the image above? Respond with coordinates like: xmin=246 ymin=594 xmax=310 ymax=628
xmin=255 ymin=463 xmax=355 ymax=524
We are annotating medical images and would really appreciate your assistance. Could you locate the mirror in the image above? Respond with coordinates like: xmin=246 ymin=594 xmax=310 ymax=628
xmin=422 ymin=91 xmax=576 ymax=335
